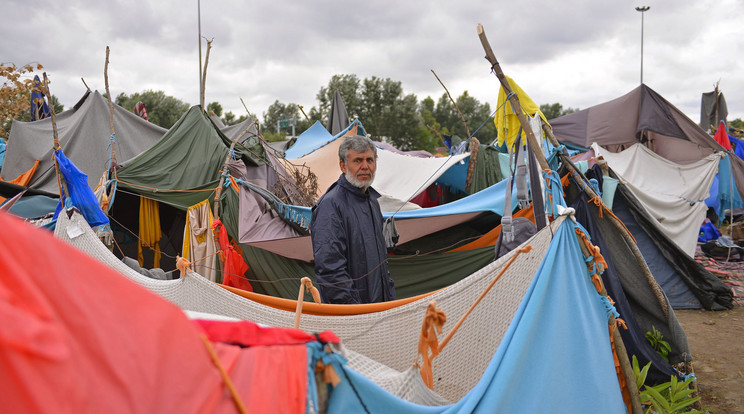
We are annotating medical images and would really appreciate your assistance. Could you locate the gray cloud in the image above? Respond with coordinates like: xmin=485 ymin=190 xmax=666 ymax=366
xmin=2 ymin=0 xmax=741 ymax=124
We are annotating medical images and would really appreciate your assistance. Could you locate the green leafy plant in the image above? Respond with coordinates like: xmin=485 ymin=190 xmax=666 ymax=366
xmin=646 ymin=326 xmax=672 ymax=362
xmin=632 ymin=355 xmax=701 ymax=413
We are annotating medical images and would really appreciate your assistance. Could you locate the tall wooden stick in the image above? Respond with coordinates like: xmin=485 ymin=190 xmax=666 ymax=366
xmin=477 ymin=25 xmax=548 ymax=171
xmin=104 ymin=46 xmax=117 ymax=167
xmin=43 ymin=72 xmax=67 ymax=200
xmin=431 ymin=69 xmax=471 ymax=138
xmin=200 ymin=38 xmax=213 ymax=112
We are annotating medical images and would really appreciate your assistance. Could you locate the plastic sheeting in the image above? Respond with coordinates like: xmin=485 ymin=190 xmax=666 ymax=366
xmin=593 ymin=143 xmax=721 ymax=257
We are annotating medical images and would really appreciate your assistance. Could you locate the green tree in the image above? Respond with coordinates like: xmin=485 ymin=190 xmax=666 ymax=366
xmin=315 ymin=74 xmax=362 ymax=124
xmin=115 ymin=90 xmax=190 ymax=129
xmin=355 ymin=76 xmax=423 ymax=150
xmin=207 ymin=101 xmax=223 ymax=117
xmin=262 ymin=100 xmax=311 ymax=140
xmin=430 ymin=91 xmax=495 ymax=145
xmin=539 ymin=102 xmax=578 ymax=120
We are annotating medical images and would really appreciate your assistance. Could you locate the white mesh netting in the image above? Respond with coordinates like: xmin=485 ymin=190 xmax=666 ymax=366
xmin=55 ymin=210 xmax=558 ymax=404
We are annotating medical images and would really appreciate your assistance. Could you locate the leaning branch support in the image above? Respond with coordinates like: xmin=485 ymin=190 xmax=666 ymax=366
xmin=476 ymin=23 xmax=643 ymax=414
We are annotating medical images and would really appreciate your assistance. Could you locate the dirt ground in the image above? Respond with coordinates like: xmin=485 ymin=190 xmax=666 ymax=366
xmin=675 ymin=306 xmax=744 ymax=413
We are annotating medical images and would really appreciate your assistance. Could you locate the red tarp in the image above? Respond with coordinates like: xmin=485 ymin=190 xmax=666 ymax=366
xmin=0 ymin=210 xmax=325 ymax=414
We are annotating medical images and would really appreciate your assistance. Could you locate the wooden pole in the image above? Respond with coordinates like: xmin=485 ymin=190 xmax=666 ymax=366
xmin=43 ymin=72 xmax=67 ymax=200
xmin=81 ymin=77 xmax=91 ymax=91
xmin=431 ymin=69 xmax=471 ymax=138
xmin=104 ymin=46 xmax=117 ymax=167
xmin=200 ymin=38 xmax=213 ymax=113
xmin=476 ymin=24 xmax=548 ymax=171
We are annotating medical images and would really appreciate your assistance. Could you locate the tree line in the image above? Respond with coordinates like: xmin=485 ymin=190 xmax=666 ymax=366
xmin=3 ymin=65 xmax=579 ymax=151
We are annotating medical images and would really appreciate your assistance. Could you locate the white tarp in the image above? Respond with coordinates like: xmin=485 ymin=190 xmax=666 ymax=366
xmin=593 ymin=143 xmax=722 ymax=257
xmin=288 ymin=137 xmax=469 ymax=203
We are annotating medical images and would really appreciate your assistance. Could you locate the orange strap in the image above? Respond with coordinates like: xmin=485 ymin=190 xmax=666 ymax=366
xmin=588 ymin=196 xmax=637 ymax=244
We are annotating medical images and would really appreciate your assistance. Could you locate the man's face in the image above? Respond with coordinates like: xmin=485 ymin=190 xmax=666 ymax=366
xmin=340 ymin=147 xmax=376 ymax=189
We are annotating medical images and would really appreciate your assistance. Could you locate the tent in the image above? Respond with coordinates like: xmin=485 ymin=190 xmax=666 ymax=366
xmin=1 ymin=90 xmax=166 ymax=194
xmin=327 ymin=90 xmax=350 ymax=135
xmin=551 ymin=84 xmax=744 ymax=202
xmin=576 ymin=164 xmax=734 ymax=311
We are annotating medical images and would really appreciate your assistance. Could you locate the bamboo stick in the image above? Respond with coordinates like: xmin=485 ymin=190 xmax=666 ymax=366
xmin=200 ymin=38 xmax=213 ymax=112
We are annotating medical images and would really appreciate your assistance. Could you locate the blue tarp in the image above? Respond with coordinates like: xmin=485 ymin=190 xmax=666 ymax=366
xmin=276 ymin=178 xmax=518 ymax=229
xmin=3 ymin=194 xmax=58 ymax=219
xmin=324 ymin=218 xmax=626 ymax=413
xmin=705 ymin=155 xmax=744 ymax=219
xmin=51 ymin=149 xmax=108 ymax=227
xmin=0 ymin=138 xmax=5 ymax=169
xmin=284 ymin=121 xmax=335 ymax=159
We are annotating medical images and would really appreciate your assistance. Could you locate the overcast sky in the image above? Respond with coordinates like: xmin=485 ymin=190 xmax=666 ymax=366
xmin=3 ymin=0 xmax=742 ymax=128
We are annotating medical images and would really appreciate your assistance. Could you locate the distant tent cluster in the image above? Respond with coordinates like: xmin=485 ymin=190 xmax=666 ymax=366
xmin=2 ymin=75 xmax=738 ymax=411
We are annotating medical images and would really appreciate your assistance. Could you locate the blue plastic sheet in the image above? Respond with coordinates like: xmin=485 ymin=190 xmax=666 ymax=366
xmin=52 ymin=149 xmax=109 ymax=227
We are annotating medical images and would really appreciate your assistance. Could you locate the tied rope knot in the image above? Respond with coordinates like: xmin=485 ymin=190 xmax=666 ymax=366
xmin=417 ymin=301 xmax=447 ymax=389
xmin=176 ymin=255 xmax=192 ymax=278
xmin=589 ymin=196 xmax=605 ymax=218
xmin=301 ymin=277 xmax=322 ymax=304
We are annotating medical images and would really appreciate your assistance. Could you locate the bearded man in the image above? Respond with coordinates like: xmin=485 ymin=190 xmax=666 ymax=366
xmin=309 ymin=135 xmax=396 ymax=304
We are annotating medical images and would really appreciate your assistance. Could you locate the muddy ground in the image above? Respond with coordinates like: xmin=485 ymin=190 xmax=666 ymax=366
xmin=675 ymin=306 xmax=744 ymax=413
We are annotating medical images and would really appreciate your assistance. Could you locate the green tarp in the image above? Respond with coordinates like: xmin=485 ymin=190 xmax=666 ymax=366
xmin=116 ymin=106 xmax=266 ymax=210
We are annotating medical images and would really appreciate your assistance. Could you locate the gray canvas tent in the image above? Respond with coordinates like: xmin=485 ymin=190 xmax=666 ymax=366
xmin=1 ymin=90 xmax=166 ymax=194
xmin=327 ymin=90 xmax=350 ymax=135
xmin=551 ymin=84 xmax=744 ymax=201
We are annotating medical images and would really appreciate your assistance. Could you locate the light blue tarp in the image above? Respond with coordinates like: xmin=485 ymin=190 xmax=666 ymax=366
xmin=276 ymin=178 xmax=518 ymax=229
xmin=324 ymin=217 xmax=626 ymax=413
xmin=0 ymin=139 xmax=5 ymax=169
xmin=284 ymin=121 xmax=334 ymax=159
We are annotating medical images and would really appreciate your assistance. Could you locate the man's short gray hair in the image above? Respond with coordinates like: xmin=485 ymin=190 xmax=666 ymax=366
xmin=338 ymin=135 xmax=377 ymax=163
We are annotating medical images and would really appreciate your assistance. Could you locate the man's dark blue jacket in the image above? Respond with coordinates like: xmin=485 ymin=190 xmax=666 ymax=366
xmin=310 ymin=174 xmax=395 ymax=304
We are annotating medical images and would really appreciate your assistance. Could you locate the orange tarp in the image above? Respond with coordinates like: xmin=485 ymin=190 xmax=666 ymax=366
xmin=0 ymin=159 xmax=40 ymax=204
xmin=449 ymin=207 xmax=535 ymax=252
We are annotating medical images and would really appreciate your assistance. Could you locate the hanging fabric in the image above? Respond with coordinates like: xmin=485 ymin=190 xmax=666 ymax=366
xmin=138 ymin=196 xmax=161 ymax=268
xmin=183 ymin=199 xmax=217 ymax=282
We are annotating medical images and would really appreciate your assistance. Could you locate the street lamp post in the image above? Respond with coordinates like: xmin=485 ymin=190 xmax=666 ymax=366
xmin=635 ymin=6 xmax=650 ymax=84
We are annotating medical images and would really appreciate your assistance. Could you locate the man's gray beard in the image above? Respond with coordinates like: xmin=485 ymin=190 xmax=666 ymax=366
xmin=345 ymin=170 xmax=375 ymax=191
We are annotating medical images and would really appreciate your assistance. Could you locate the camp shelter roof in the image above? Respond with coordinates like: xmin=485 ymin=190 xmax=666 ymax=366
xmin=551 ymin=84 xmax=744 ymax=200
xmin=284 ymin=118 xmax=366 ymax=159
xmin=1 ymin=90 xmax=166 ymax=194
xmin=327 ymin=90 xmax=350 ymax=135
xmin=115 ymin=106 xmax=266 ymax=209
xmin=213 ymin=115 xmax=259 ymax=144
xmin=593 ymin=143 xmax=720 ymax=257
xmin=288 ymin=133 xmax=470 ymax=202
xmin=284 ymin=121 xmax=335 ymax=159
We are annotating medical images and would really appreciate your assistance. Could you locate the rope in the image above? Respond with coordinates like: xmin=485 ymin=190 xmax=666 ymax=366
xmin=416 ymin=301 xmax=447 ymax=389
xmin=294 ymin=277 xmax=321 ymax=329
xmin=416 ymin=245 xmax=532 ymax=388
xmin=199 ymin=334 xmax=248 ymax=414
